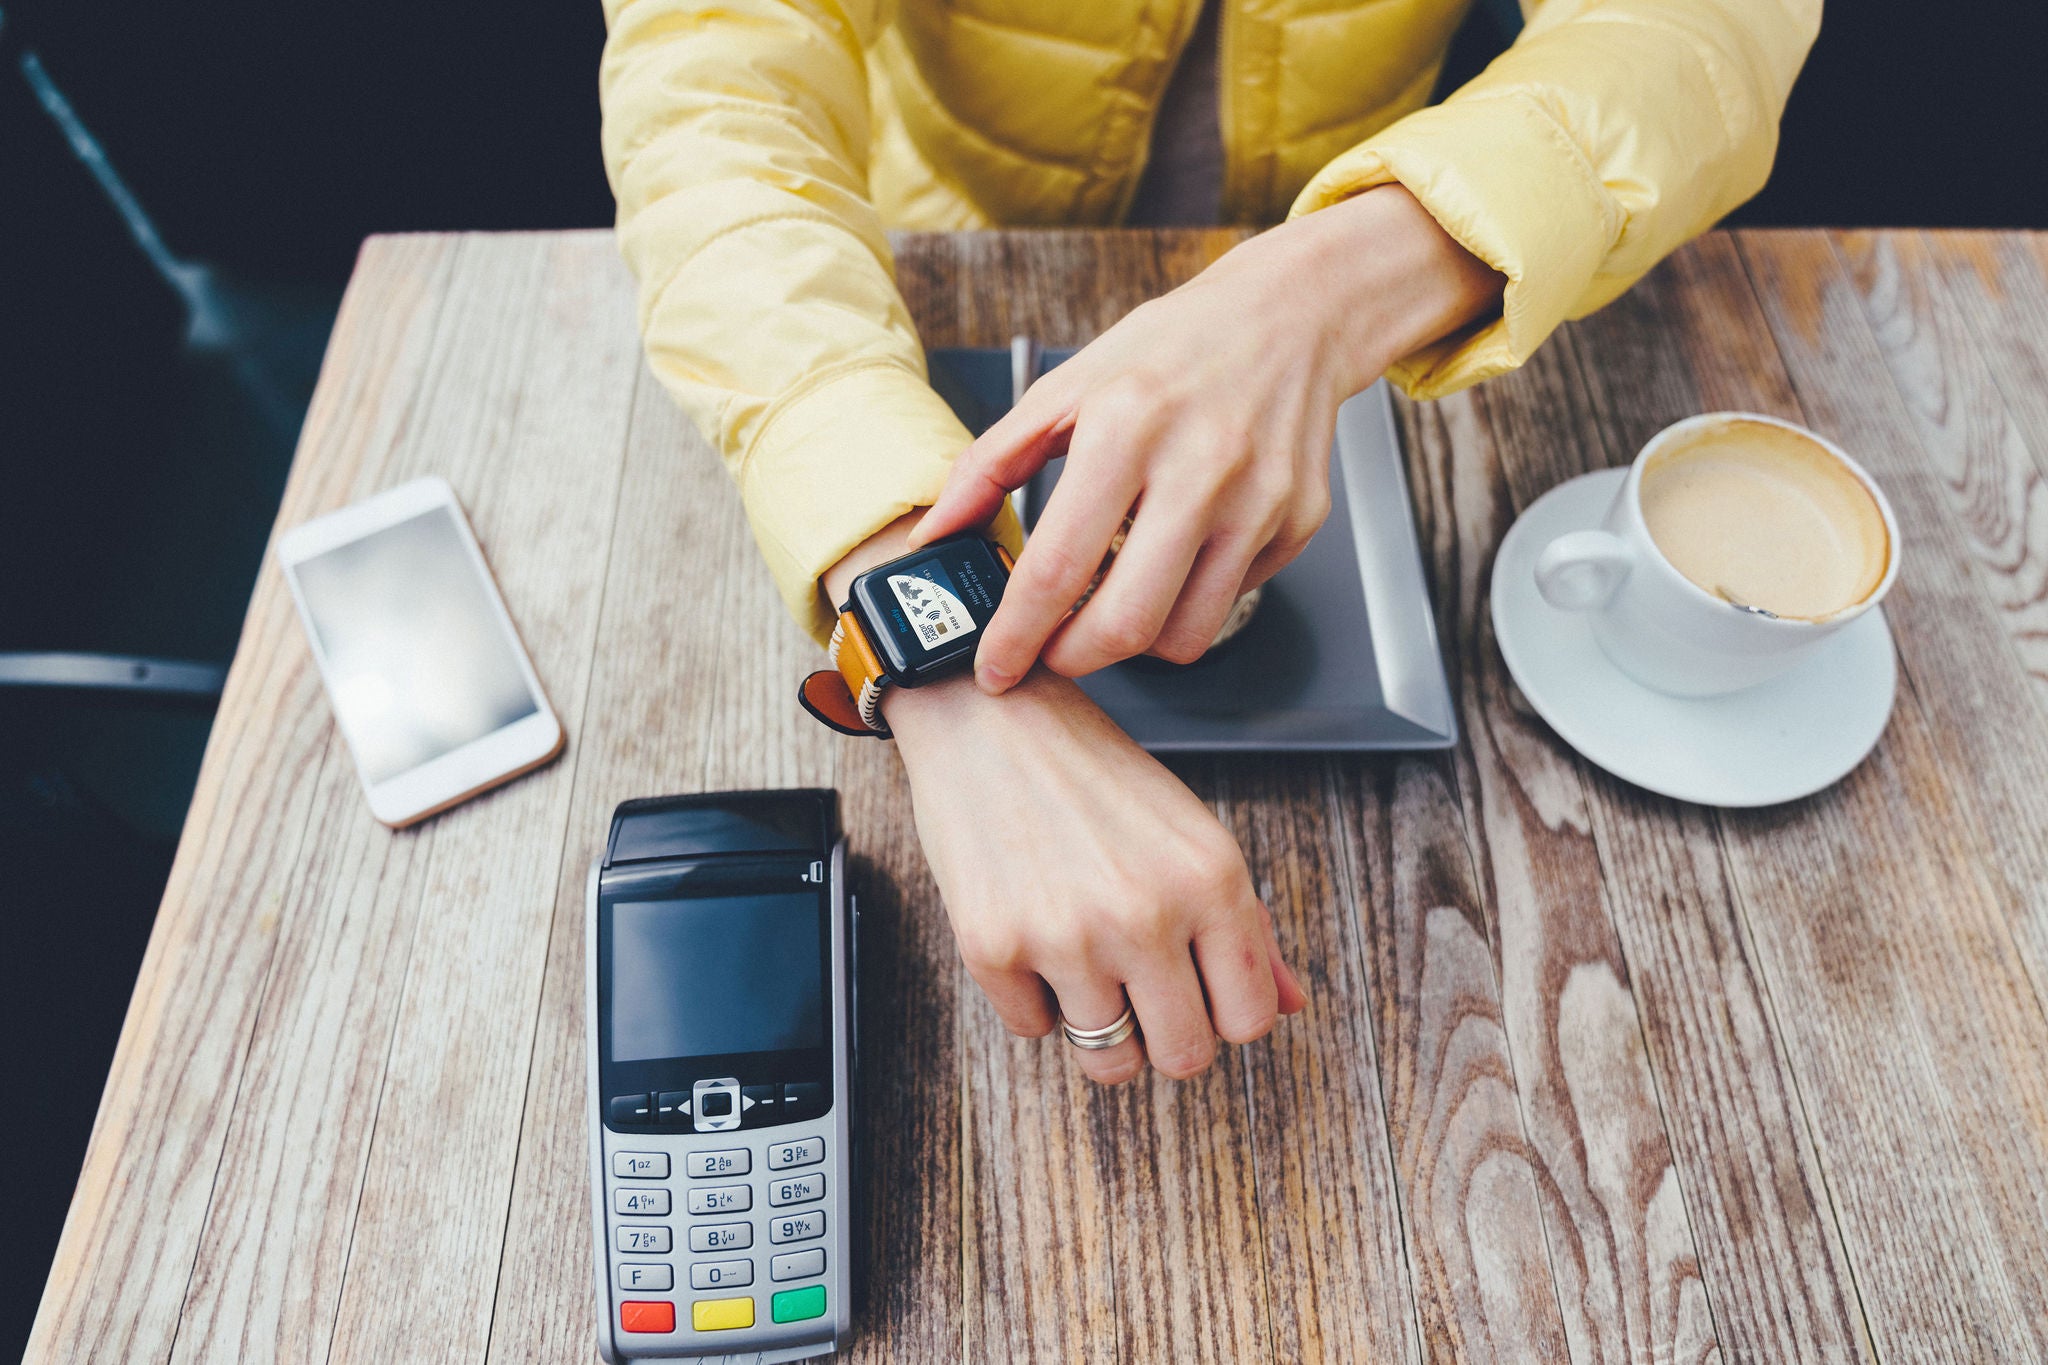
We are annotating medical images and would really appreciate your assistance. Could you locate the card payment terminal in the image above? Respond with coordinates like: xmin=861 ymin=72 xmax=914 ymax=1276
xmin=588 ymin=791 xmax=854 ymax=1361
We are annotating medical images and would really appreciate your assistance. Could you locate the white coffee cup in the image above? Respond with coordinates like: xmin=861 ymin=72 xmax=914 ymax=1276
xmin=1533 ymin=412 xmax=1899 ymax=698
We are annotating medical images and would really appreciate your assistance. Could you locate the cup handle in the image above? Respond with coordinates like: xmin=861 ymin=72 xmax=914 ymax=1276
xmin=1534 ymin=530 xmax=1634 ymax=611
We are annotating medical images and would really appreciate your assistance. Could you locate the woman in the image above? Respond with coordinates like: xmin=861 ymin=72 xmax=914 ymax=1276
xmin=598 ymin=0 xmax=1817 ymax=1085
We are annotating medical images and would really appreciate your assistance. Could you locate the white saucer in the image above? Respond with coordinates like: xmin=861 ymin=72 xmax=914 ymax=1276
xmin=1489 ymin=468 xmax=1897 ymax=808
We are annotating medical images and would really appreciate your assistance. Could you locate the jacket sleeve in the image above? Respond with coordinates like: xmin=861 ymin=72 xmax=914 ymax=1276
xmin=600 ymin=0 xmax=1015 ymax=644
xmin=1290 ymin=0 xmax=1820 ymax=399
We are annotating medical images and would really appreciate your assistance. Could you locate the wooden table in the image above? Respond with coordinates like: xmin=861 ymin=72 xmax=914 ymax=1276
xmin=28 ymin=227 xmax=2048 ymax=1363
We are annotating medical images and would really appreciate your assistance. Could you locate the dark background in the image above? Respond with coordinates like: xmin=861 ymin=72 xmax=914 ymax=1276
xmin=2 ymin=0 xmax=2044 ymax=1352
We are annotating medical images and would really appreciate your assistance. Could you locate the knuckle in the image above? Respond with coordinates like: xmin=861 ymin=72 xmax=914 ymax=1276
xmin=1167 ymin=837 xmax=1250 ymax=908
xmin=956 ymin=923 xmax=1027 ymax=976
xmin=1019 ymin=540 xmax=1095 ymax=596
xmin=1240 ymin=460 xmax=1293 ymax=512
xmin=1084 ymin=374 xmax=1168 ymax=434
xmin=1150 ymin=630 xmax=1210 ymax=666
xmin=1089 ymin=602 xmax=1160 ymax=660
xmin=1101 ymin=894 xmax=1179 ymax=953
xmin=1278 ymin=494 xmax=1332 ymax=553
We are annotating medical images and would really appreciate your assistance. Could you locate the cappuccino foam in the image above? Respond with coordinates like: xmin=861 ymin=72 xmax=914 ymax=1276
xmin=1638 ymin=420 xmax=1889 ymax=621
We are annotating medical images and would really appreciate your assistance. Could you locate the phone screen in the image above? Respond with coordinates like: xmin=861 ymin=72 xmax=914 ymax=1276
xmin=291 ymin=505 xmax=538 ymax=783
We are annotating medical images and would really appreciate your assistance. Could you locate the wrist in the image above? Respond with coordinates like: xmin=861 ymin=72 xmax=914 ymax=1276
xmin=1283 ymin=185 xmax=1505 ymax=389
xmin=883 ymin=666 xmax=1095 ymax=760
xmin=821 ymin=510 xmax=925 ymax=607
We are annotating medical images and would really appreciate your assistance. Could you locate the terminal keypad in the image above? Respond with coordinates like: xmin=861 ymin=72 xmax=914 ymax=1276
xmin=609 ymin=1136 xmax=831 ymax=1337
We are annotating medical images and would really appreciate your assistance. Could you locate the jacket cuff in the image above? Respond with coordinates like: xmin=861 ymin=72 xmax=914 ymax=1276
xmin=741 ymin=360 xmax=1024 ymax=645
xmin=1290 ymin=93 xmax=1622 ymax=400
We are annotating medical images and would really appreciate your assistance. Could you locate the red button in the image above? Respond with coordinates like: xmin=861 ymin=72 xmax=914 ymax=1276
xmin=620 ymin=1301 xmax=675 ymax=1334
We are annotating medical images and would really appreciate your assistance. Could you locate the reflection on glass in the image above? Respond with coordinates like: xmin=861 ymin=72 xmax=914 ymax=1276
xmin=294 ymin=506 xmax=537 ymax=783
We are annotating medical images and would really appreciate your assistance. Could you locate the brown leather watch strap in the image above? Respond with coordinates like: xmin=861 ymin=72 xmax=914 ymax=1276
xmin=797 ymin=609 xmax=893 ymax=738
xmin=797 ymin=536 xmax=1014 ymax=739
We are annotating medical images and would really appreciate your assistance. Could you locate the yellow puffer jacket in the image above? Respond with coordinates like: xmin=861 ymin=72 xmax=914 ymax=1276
xmin=600 ymin=0 xmax=1819 ymax=642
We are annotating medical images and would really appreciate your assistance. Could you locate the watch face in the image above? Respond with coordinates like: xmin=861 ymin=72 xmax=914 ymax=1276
xmin=851 ymin=536 xmax=1009 ymax=684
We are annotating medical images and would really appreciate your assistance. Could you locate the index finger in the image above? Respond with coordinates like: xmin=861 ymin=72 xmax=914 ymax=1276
xmin=911 ymin=395 xmax=1076 ymax=548
xmin=973 ymin=431 xmax=1139 ymax=691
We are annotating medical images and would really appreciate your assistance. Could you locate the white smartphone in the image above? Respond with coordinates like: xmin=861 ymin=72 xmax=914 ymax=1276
xmin=278 ymin=476 xmax=564 ymax=826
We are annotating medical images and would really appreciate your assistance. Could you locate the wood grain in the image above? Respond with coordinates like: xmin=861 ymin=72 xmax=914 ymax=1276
xmin=1483 ymin=241 xmax=1874 ymax=1364
xmin=1572 ymin=228 xmax=2048 ymax=1359
xmin=1836 ymin=229 xmax=2048 ymax=997
xmin=1324 ymin=755 xmax=1569 ymax=1364
xmin=314 ymin=233 xmax=641 ymax=1365
xmin=1920 ymin=232 xmax=2048 ymax=488
xmin=1401 ymin=372 xmax=1719 ymax=1365
xmin=32 ymin=228 xmax=2048 ymax=1365
xmin=25 ymin=234 xmax=458 ymax=1365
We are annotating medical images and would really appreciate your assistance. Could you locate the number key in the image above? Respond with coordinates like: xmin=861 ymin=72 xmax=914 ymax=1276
xmin=767 ymin=1137 xmax=824 ymax=1170
xmin=617 ymin=1225 xmax=671 ymax=1254
xmin=690 ymin=1257 xmax=754 ymax=1289
xmin=612 ymin=1151 xmax=668 ymax=1179
xmin=768 ymin=1210 xmax=826 ymax=1244
xmin=685 ymin=1149 xmax=751 ymax=1178
xmin=615 ymin=1188 xmax=670 ymax=1217
xmin=767 ymin=1173 xmax=825 ymax=1207
xmin=687 ymin=1184 xmax=751 ymax=1215
xmin=689 ymin=1221 xmax=753 ymax=1252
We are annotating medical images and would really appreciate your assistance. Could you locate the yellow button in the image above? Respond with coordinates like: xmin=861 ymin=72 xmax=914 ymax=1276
xmin=691 ymin=1297 xmax=755 ymax=1332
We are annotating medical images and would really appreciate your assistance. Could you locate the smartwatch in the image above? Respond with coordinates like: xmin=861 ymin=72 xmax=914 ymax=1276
xmin=798 ymin=533 xmax=1014 ymax=738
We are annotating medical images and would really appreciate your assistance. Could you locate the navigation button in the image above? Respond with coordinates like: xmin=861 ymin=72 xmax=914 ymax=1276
xmin=693 ymin=1078 xmax=742 ymax=1133
xmin=741 ymin=1084 xmax=776 ymax=1115
xmin=608 ymin=1093 xmax=653 ymax=1127
xmin=656 ymin=1090 xmax=690 ymax=1119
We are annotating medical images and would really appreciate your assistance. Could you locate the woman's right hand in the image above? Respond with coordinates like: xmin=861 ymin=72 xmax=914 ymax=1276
xmin=883 ymin=668 xmax=1307 ymax=1083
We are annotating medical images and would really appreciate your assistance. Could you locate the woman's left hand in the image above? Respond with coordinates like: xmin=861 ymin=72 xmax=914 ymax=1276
xmin=910 ymin=185 xmax=1502 ymax=692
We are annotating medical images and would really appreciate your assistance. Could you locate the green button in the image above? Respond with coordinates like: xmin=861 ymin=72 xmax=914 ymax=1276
xmin=771 ymin=1285 xmax=827 ymax=1324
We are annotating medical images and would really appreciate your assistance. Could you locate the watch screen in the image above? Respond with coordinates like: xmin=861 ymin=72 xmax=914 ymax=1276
xmin=857 ymin=539 xmax=1007 ymax=677
xmin=609 ymin=892 xmax=825 ymax=1062
xmin=886 ymin=560 xmax=980 ymax=653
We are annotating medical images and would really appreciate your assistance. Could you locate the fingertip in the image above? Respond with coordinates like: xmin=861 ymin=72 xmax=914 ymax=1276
xmin=1274 ymin=955 xmax=1308 ymax=1014
xmin=975 ymin=663 xmax=1016 ymax=695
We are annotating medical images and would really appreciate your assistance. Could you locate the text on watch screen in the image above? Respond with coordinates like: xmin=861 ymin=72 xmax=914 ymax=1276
xmin=609 ymin=892 xmax=824 ymax=1061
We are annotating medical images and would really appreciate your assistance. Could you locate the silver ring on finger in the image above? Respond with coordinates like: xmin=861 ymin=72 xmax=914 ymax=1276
xmin=1059 ymin=1004 xmax=1139 ymax=1051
